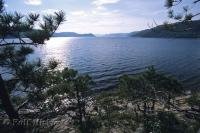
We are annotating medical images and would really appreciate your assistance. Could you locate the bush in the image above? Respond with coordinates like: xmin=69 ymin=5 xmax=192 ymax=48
xmin=144 ymin=111 xmax=188 ymax=133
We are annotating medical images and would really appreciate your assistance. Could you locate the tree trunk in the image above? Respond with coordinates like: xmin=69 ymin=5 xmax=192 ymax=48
xmin=143 ymin=102 xmax=147 ymax=116
xmin=167 ymin=94 xmax=171 ymax=110
xmin=76 ymin=91 xmax=84 ymax=132
xmin=0 ymin=75 xmax=25 ymax=133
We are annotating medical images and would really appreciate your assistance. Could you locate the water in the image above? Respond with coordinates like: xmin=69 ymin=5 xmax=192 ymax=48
xmin=31 ymin=37 xmax=200 ymax=90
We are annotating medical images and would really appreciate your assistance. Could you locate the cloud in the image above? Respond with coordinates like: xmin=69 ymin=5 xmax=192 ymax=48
xmin=58 ymin=6 xmax=131 ymax=34
xmin=92 ymin=0 xmax=120 ymax=6
xmin=41 ymin=9 xmax=59 ymax=15
xmin=55 ymin=0 xmax=167 ymax=33
xmin=70 ymin=11 xmax=88 ymax=17
xmin=24 ymin=0 xmax=42 ymax=5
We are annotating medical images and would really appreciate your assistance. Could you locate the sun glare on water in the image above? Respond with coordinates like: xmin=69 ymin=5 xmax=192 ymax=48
xmin=42 ymin=37 xmax=75 ymax=68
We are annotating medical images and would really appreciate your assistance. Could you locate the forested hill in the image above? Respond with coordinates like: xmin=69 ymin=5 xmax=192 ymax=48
xmin=53 ymin=32 xmax=95 ymax=37
xmin=132 ymin=20 xmax=200 ymax=38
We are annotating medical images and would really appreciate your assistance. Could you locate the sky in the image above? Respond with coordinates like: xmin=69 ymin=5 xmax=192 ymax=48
xmin=4 ymin=0 xmax=199 ymax=34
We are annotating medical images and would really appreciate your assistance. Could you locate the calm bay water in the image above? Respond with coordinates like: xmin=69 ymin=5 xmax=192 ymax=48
xmin=32 ymin=37 xmax=200 ymax=90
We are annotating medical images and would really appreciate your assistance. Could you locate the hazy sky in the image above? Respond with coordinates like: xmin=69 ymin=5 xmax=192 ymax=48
xmin=5 ymin=0 xmax=199 ymax=34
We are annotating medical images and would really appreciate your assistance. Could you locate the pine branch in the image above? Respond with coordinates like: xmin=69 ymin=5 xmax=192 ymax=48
xmin=194 ymin=0 xmax=200 ymax=3
xmin=0 ymin=42 xmax=36 ymax=46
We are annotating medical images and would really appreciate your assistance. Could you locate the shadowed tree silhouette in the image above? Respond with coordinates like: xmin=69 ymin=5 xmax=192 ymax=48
xmin=0 ymin=0 xmax=65 ymax=132
xmin=165 ymin=0 xmax=200 ymax=21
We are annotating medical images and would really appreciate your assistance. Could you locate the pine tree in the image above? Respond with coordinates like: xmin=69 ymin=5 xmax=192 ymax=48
xmin=165 ymin=0 xmax=200 ymax=21
xmin=0 ymin=0 xmax=65 ymax=132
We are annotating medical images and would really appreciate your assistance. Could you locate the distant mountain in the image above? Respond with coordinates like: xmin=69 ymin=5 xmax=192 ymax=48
xmin=53 ymin=32 xmax=95 ymax=37
xmin=102 ymin=33 xmax=130 ymax=37
xmin=99 ymin=32 xmax=138 ymax=37
xmin=132 ymin=20 xmax=200 ymax=38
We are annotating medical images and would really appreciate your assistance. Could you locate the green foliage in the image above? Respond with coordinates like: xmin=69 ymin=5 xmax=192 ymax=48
xmin=187 ymin=93 xmax=200 ymax=109
xmin=144 ymin=114 xmax=161 ymax=133
xmin=165 ymin=0 xmax=174 ymax=9
xmin=0 ymin=0 xmax=65 ymax=44
xmin=157 ymin=111 xmax=188 ymax=133
xmin=0 ymin=1 xmax=66 ymax=132
xmin=26 ymin=10 xmax=66 ymax=44
xmin=134 ymin=0 xmax=200 ymax=38
xmin=118 ymin=66 xmax=200 ymax=133
xmin=26 ymin=30 xmax=50 ymax=44
xmin=144 ymin=111 xmax=188 ymax=133
xmin=165 ymin=0 xmax=200 ymax=21
xmin=34 ymin=67 xmax=94 ymax=132
xmin=0 ymin=0 xmax=4 ymax=13
xmin=143 ymin=67 xmax=183 ymax=96
xmin=187 ymin=93 xmax=200 ymax=123
xmin=119 ymin=67 xmax=183 ymax=114
xmin=0 ymin=46 xmax=34 ymax=69
xmin=94 ymin=91 xmax=138 ymax=132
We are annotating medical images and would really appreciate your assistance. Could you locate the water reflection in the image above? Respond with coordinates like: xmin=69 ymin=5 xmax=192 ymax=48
xmin=33 ymin=37 xmax=75 ymax=68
